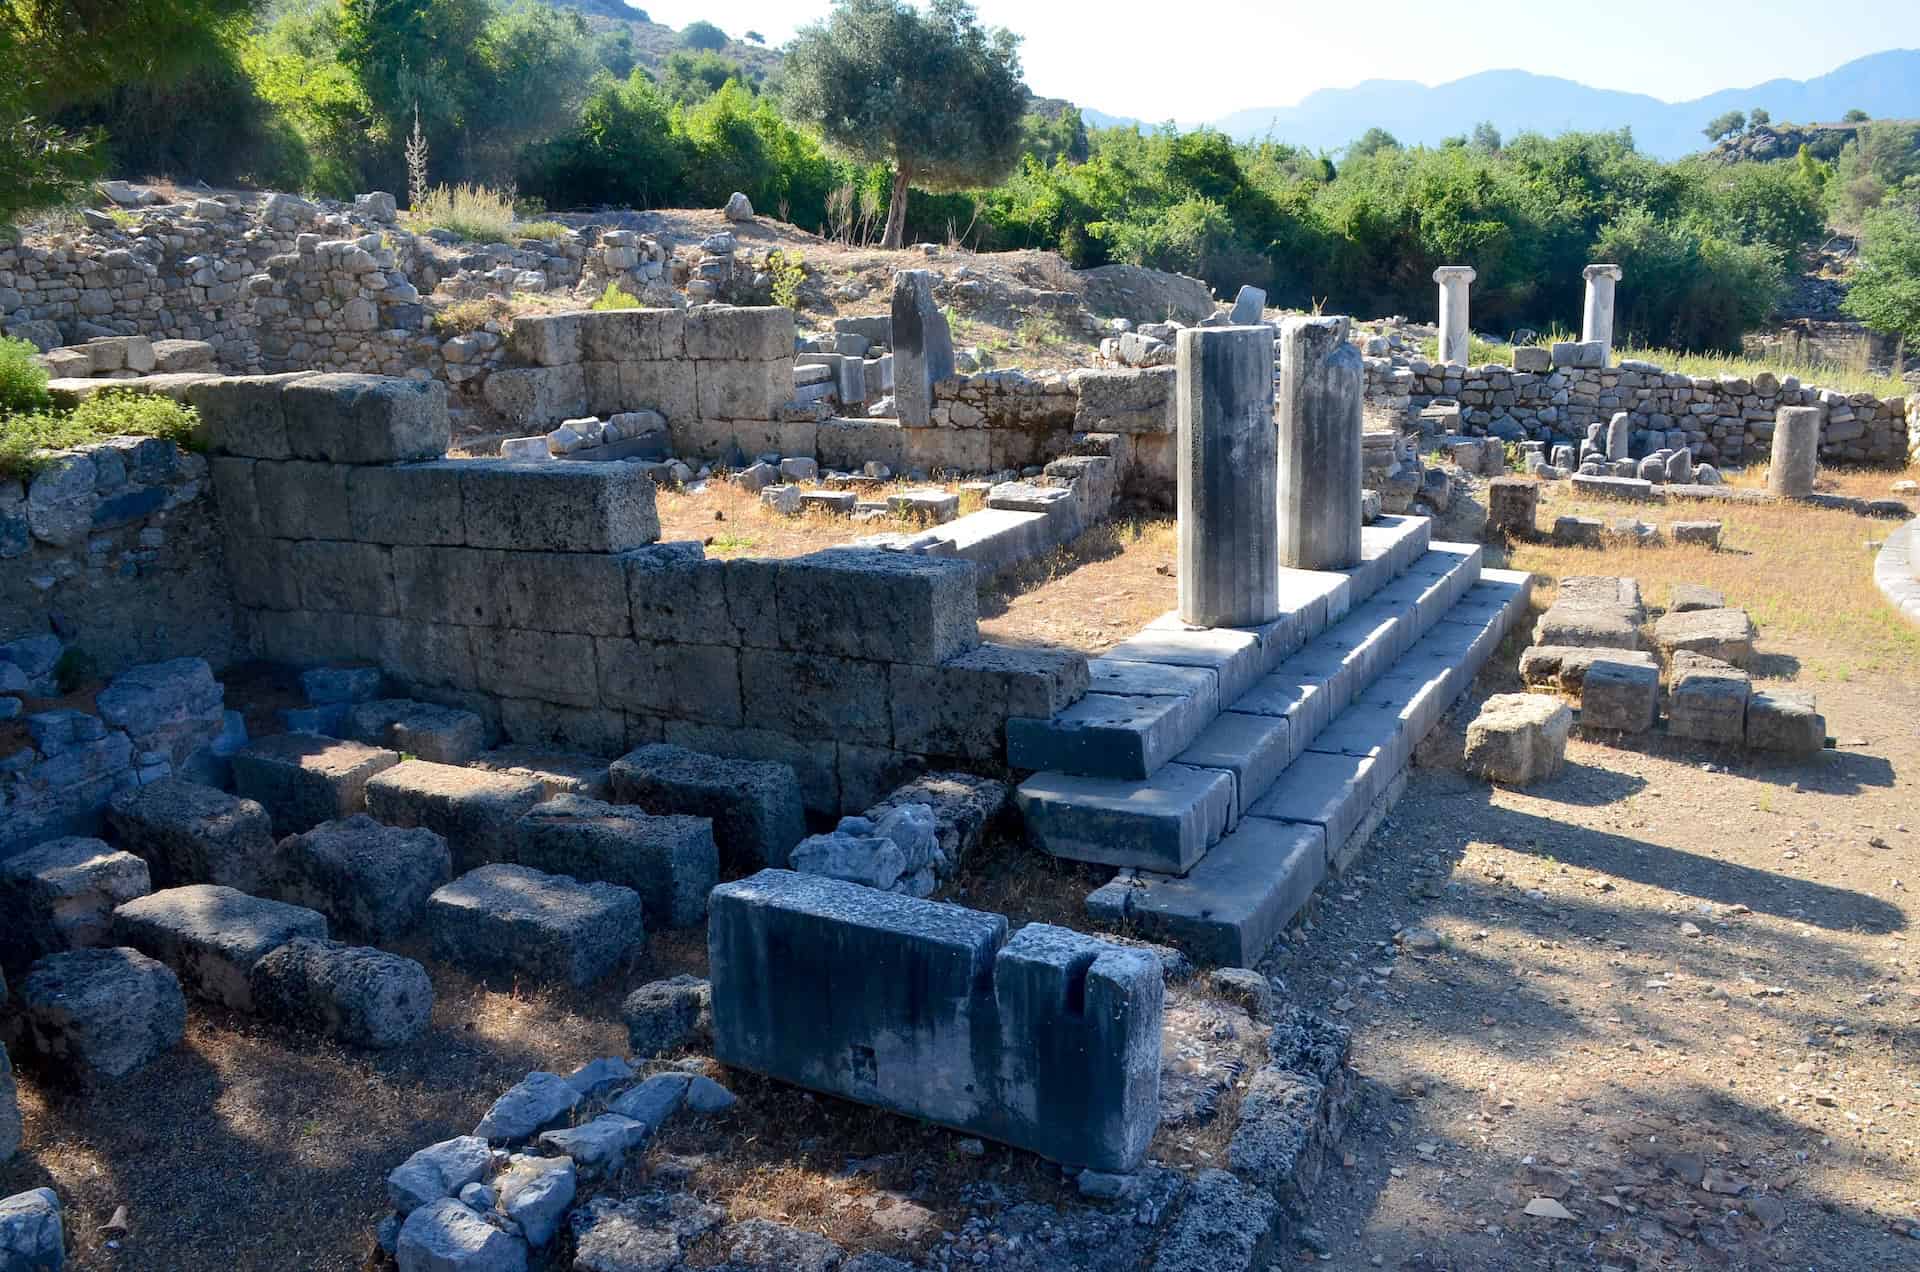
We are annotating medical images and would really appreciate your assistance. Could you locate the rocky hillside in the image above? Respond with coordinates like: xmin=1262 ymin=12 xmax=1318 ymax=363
xmin=540 ymin=1 xmax=784 ymax=80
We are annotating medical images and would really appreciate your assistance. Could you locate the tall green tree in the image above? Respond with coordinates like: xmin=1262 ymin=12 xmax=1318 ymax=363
xmin=783 ymin=0 xmax=1028 ymax=248
xmin=1703 ymin=110 xmax=1746 ymax=142
xmin=1843 ymin=202 xmax=1920 ymax=341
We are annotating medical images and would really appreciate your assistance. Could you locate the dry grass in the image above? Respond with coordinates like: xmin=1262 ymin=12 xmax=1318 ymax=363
xmin=1514 ymin=466 xmax=1920 ymax=678
xmin=654 ymin=476 xmax=972 ymax=558
xmin=979 ymin=516 xmax=1178 ymax=652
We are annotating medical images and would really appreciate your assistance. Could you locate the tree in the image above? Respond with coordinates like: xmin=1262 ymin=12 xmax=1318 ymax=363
xmin=1470 ymin=121 xmax=1503 ymax=154
xmin=783 ymin=0 xmax=1028 ymax=248
xmin=745 ymin=30 xmax=766 ymax=44
xmin=1749 ymin=108 xmax=1770 ymax=128
xmin=1703 ymin=110 xmax=1746 ymax=142
xmin=1843 ymin=201 xmax=1920 ymax=341
xmin=1844 ymin=108 xmax=1870 ymax=123
xmin=679 ymin=20 xmax=728 ymax=51
xmin=1347 ymin=127 xmax=1400 ymax=159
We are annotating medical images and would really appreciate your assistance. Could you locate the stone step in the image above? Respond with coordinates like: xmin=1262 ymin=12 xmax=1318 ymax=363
xmin=1016 ymin=529 xmax=1478 ymax=868
xmin=1011 ymin=517 xmax=1434 ymax=782
xmin=1084 ymin=569 xmax=1533 ymax=964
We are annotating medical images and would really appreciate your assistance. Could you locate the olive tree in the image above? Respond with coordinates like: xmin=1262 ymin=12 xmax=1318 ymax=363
xmin=783 ymin=0 xmax=1027 ymax=248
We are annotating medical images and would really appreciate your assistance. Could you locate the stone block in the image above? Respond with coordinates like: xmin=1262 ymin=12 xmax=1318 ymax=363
xmin=608 ymin=744 xmax=805 ymax=873
xmin=0 ymin=838 xmax=151 ymax=971
xmin=466 ymin=627 xmax=598 ymax=708
xmin=459 ymin=462 xmax=660 ymax=553
xmin=622 ymin=975 xmax=713 ymax=1059
xmin=1672 ymin=520 xmax=1722 ymax=548
xmin=1745 ymin=690 xmax=1825 ymax=756
xmin=396 ymin=1198 xmax=529 ymax=1272
xmin=685 ymin=306 xmax=796 ymax=362
xmin=347 ymin=699 xmax=487 ymax=765
xmin=888 ymin=644 xmax=1090 ymax=762
xmin=470 ymin=748 xmax=611 ymax=801
xmin=359 ymin=617 xmax=478 ymax=691
xmin=1015 ymin=764 xmax=1232 ymax=873
xmin=482 ymin=364 xmax=589 ymax=429
xmin=1533 ymin=602 xmax=1642 ymax=651
xmin=254 ymin=458 xmax=352 ymax=539
xmin=347 ymin=461 xmax=467 ymax=547
xmin=739 ymin=649 xmax=891 ymax=747
xmin=580 ymin=308 xmax=685 ymax=362
xmin=696 ymin=358 xmax=783 ymax=421
xmin=1576 ymin=659 xmax=1660 ymax=733
xmin=18 ymin=946 xmax=185 ymax=1080
xmin=249 ymin=937 xmax=433 ymax=1049
xmin=891 ymin=271 xmax=955 ymax=427
xmin=775 ymin=549 xmax=979 ymax=665
xmin=1006 ymin=691 xmax=1206 ymax=781
xmin=188 ymin=372 xmax=319 ymax=460
xmin=623 ymin=542 xmax=733 ymax=644
xmin=266 ymin=814 xmax=452 ymax=943
xmin=619 ymin=359 xmax=696 ymax=422
xmin=365 ymin=760 xmax=547 ymax=874
xmin=426 ymin=863 xmax=644 ymax=988
xmin=1517 ymin=644 xmax=1658 ymax=692
xmin=106 ymin=778 xmax=275 ymax=892
xmin=0 ymin=1189 xmax=63 ymax=1268
xmin=231 ymin=734 xmax=402 ymax=836
xmin=1653 ymin=607 xmax=1756 ymax=668
xmin=281 ymin=374 xmax=450 ymax=465
xmin=1668 ymin=583 xmax=1725 ymax=613
xmin=291 ymin=539 xmax=398 ymax=616
xmin=513 ymin=795 xmax=718 ymax=929
xmin=508 ymin=313 xmax=587 ymax=367
xmin=596 ymin=638 xmax=743 ymax=726
xmin=1667 ymin=654 xmax=1751 ymax=744
xmin=1485 ymin=476 xmax=1538 ymax=537
xmin=709 ymin=870 xmax=1160 ymax=1170
xmin=1465 ymin=694 xmax=1572 ymax=785
xmin=815 ymin=417 xmax=905 ymax=470
xmin=112 ymin=884 xmax=327 ymax=1010
xmin=387 ymin=1136 xmax=496 ymax=1215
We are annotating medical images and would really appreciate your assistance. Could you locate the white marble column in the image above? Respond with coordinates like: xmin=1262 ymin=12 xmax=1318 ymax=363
xmin=1432 ymin=266 xmax=1476 ymax=366
xmin=1582 ymin=264 xmax=1624 ymax=363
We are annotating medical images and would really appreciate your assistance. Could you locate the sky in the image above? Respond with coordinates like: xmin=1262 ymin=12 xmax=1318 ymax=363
xmin=632 ymin=0 xmax=1912 ymax=124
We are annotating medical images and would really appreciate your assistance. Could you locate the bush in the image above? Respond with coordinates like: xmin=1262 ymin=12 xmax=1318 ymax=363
xmin=0 ymin=336 xmax=53 ymax=416
xmin=769 ymin=250 xmax=805 ymax=310
xmin=1843 ymin=202 xmax=1920 ymax=342
xmin=0 ymin=390 xmax=199 ymax=480
xmin=591 ymin=282 xmax=641 ymax=310
xmin=431 ymin=296 xmax=509 ymax=337
xmin=411 ymin=184 xmax=518 ymax=243
xmin=679 ymin=20 xmax=729 ymax=51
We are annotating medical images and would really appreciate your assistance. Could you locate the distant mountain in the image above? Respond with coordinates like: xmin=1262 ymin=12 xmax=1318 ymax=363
xmin=1211 ymin=49 xmax=1920 ymax=159
xmin=544 ymin=0 xmax=650 ymax=20
xmin=1082 ymin=107 xmax=1148 ymax=131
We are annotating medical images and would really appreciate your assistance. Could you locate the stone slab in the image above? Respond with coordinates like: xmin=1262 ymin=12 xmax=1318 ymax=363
xmin=265 ymin=814 xmax=452 ymax=944
xmin=112 ymin=884 xmax=327 ymax=1010
xmin=1170 ymin=711 xmax=1294 ymax=819
xmin=426 ymin=864 xmax=644 ymax=988
xmin=608 ymin=744 xmax=805 ymax=874
xmin=513 ymin=795 xmax=718 ymax=929
xmin=365 ymin=760 xmax=546 ymax=875
xmin=1005 ymin=692 xmax=1207 ymax=781
xmin=231 ymin=734 xmax=402 ymax=836
xmin=1015 ymin=763 xmax=1232 ymax=873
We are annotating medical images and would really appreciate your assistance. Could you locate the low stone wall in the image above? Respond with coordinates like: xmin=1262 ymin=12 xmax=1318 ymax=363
xmin=1 ymin=438 xmax=235 ymax=677
xmin=1362 ymin=352 xmax=1910 ymax=466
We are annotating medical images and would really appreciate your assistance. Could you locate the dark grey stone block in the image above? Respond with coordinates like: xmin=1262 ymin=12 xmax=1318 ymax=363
xmin=608 ymin=744 xmax=805 ymax=873
xmin=105 ymin=778 xmax=274 ymax=893
xmin=264 ymin=815 xmax=451 ymax=944
xmin=514 ymin=795 xmax=717 ymax=929
xmin=1015 ymin=764 xmax=1232 ymax=873
xmin=112 ymin=884 xmax=327 ymax=1010
xmin=1005 ymin=691 xmax=1207 ymax=780
xmin=249 ymin=937 xmax=432 ymax=1049
xmin=426 ymin=864 xmax=644 ymax=988
xmin=775 ymin=549 xmax=979 ymax=666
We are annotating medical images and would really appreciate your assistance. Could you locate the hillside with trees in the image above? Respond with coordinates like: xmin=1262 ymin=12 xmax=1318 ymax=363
xmin=2 ymin=0 xmax=1918 ymax=353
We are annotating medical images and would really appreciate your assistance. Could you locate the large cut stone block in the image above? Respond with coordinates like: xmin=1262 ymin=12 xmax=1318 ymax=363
xmin=775 ymin=550 xmax=979 ymax=665
xmin=482 ymin=363 xmax=589 ymax=428
xmin=365 ymin=760 xmax=547 ymax=874
xmin=891 ymin=270 xmax=954 ymax=427
xmin=1464 ymin=694 xmax=1572 ymax=786
xmin=426 ymin=864 xmax=644 ymax=988
xmin=513 ymin=796 xmax=718 ymax=929
xmin=1745 ymin=690 xmax=1825 ymax=756
xmin=608 ymin=745 xmax=805 ymax=873
xmin=1652 ymin=607 xmax=1756 ymax=668
xmin=596 ymin=638 xmax=742 ymax=726
xmin=266 ymin=814 xmax=452 ymax=943
xmin=346 ymin=699 xmax=487 ymax=765
xmin=1666 ymin=654 xmax=1750 ymax=744
xmin=347 ymin=461 xmax=467 ymax=547
xmin=280 ymin=374 xmax=450 ymax=465
xmin=188 ymin=371 xmax=319 ymax=460
xmin=254 ymin=458 xmax=352 ymax=539
xmin=888 ymin=644 xmax=1090 ymax=763
xmin=105 ymin=778 xmax=275 ymax=892
xmin=459 ymin=462 xmax=660 ymax=553
xmin=738 ymin=649 xmax=891 ymax=747
xmin=1015 ymin=764 xmax=1232 ymax=873
xmin=112 ymin=884 xmax=328 ymax=1010
xmin=580 ymin=308 xmax=685 ymax=362
xmin=684 ymin=306 xmax=796 ymax=362
xmin=1005 ymin=692 xmax=1206 ymax=781
xmin=1518 ymin=644 xmax=1657 ymax=692
xmin=1579 ymin=660 xmax=1660 ymax=733
xmin=231 ymin=734 xmax=402 ymax=836
xmin=19 ymin=946 xmax=185 ymax=1080
xmin=249 ymin=937 xmax=433 ymax=1049
xmin=508 ymin=312 xmax=587 ymax=367
xmin=709 ymin=870 xmax=1160 ymax=1170
xmin=0 ymin=838 xmax=151 ymax=971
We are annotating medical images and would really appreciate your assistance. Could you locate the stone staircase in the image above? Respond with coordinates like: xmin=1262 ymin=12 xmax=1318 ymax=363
xmin=1013 ymin=514 xmax=1533 ymax=965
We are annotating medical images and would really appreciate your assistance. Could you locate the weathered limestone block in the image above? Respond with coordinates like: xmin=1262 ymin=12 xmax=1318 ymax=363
xmin=508 ymin=312 xmax=588 ymax=367
xmin=709 ymin=870 xmax=1161 ymax=1171
xmin=94 ymin=657 xmax=225 ymax=771
xmin=188 ymin=372 xmax=320 ymax=460
xmin=1532 ymin=576 xmax=1645 ymax=651
xmin=397 ymin=1198 xmax=529 ymax=1272
xmin=1768 ymin=405 xmax=1821 ymax=498
xmin=470 ymin=747 xmax=612 ymax=801
xmin=19 ymin=947 xmax=186 ymax=1081
xmin=105 ymin=778 xmax=275 ymax=892
xmin=622 ymin=974 xmax=713 ymax=1059
xmin=1668 ymin=583 xmax=1726 ymax=613
xmin=1517 ymin=645 xmax=1658 ymax=692
xmin=1652 ymin=607 xmax=1756 ymax=668
xmin=494 ymin=1152 xmax=576 ymax=1247
xmin=231 ymin=734 xmax=402 ymax=836
xmin=1671 ymin=520 xmax=1722 ymax=548
xmin=1666 ymin=653 xmax=1751 ymax=745
xmin=347 ymin=462 xmax=467 ymax=547
xmin=892 ymin=271 xmax=955 ymax=427
xmin=775 ymin=549 xmax=979 ymax=666
xmin=482 ymin=364 xmax=589 ymax=429
xmin=580 ymin=308 xmax=685 ymax=362
xmin=346 ymin=699 xmax=487 ymax=765
xmin=426 ymin=864 xmax=644 ymax=988
xmin=281 ymin=374 xmax=450 ymax=465
xmin=366 ymin=761 xmax=547 ymax=874
xmin=608 ymin=745 xmax=806 ymax=873
xmin=1070 ymin=367 xmax=1176 ymax=435
xmin=1486 ymin=476 xmax=1538 ymax=537
xmin=1745 ymin=690 xmax=1825 ymax=756
xmin=888 ymin=644 xmax=1089 ymax=763
xmin=112 ymin=884 xmax=328 ymax=1010
xmin=388 ymin=1136 xmax=494 ymax=1215
xmin=0 ymin=838 xmax=151 ymax=970
xmin=266 ymin=814 xmax=452 ymax=943
xmin=1464 ymin=694 xmax=1572 ymax=786
xmin=1579 ymin=660 xmax=1661 ymax=733
xmin=249 ymin=937 xmax=433 ymax=1049
xmin=458 ymin=462 xmax=659 ymax=554
xmin=513 ymin=796 xmax=716 ymax=930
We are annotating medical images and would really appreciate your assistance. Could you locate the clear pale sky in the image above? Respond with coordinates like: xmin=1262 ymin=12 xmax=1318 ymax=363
xmin=635 ymin=0 xmax=1908 ymax=123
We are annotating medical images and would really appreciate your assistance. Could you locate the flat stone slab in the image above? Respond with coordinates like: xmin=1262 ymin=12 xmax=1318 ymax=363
xmin=231 ymin=733 xmax=401 ymax=836
xmin=470 ymin=747 xmax=612 ymax=800
xmin=19 ymin=946 xmax=186 ymax=1080
xmin=1086 ymin=817 xmax=1327 ymax=968
xmin=1653 ymin=607 xmax=1756 ymax=668
xmin=513 ymin=795 xmax=718 ymax=929
xmin=1533 ymin=603 xmax=1643 ymax=651
xmin=1668 ymin=583 xmax=1726 ymax=613
xmin=1107 ymin=621 xmax=1264 ymax=704
xmin=112 ymin=884 xmax=328 ymax=1010
xmin=105 ymin=778 xmax=274 ymax=892
xmin=0 ymin=837 xmax=151 ymax=971
xmin=426 ymin=863 xmax=644 ymax=988
xmin=265 ymin=814 xmax=452 ymax=944
xmin=1246 ymin=749 xmax=1381 ymax=857
xmin=1464 ymin=694 xmax=1572 ymax=786
xmin=1015 ymin=763 xmax=1232 ymax=874
xmin=608 ymin=745 xmax=805 ymax=874
xmin=365 ymin=760 xmax=546 ymax=874
xmin=249 ymin=937 xmax=432 ymax=1049
xmin=1518 ymin=645 xmax=1658 ymax=692
xmin=1570 ymin=473 xmax=1654 ymax=501
xmin=1005 ymin=692 xmax=1207 ymax=781
xmin=1172 ymin=711 xmax=1295 ymax=820
xmin=346 ymin=699 xmax=486 ymax=765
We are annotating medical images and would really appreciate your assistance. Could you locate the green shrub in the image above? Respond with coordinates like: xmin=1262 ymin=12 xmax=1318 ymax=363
xmin=591 ymin=283 xmax=641 ymax=311
xmin=769 ymin=250 xmax=805 ymax=310
xmin=411 ymin=184 xmax=518 ymax=243
xmin=0 ymin=390 xmax=199 ymax=480
xmin=0 ymin=336 xmax=52 ymax=416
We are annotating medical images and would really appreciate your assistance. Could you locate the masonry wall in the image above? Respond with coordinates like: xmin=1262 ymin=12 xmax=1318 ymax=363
xmin=1 ymin=438 xmax=235 ymax=677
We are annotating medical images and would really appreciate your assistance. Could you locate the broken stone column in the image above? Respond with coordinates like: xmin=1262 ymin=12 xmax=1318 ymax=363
xmin=891 ymin=270 xmax=954 ymax=428
xmin=1176 ymin=325 xmax=1279 ymax=628
xmin=1581 ymin=265 xmax=1623 ymax=363
xmin=1432 ymin=266 xmax=1476 ymax=366
xmin=1768 ymin=405 xmax=1821 ymax=498
xmin=1275 ymin=317 xmax=1363 ymax=572
xmin=1605 ymin=411 xmax=1631 ymax=462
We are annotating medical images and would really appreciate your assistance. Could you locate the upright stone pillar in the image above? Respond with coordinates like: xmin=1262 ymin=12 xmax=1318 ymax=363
xmin=1275 ymin=316 xmax=1363 ymax=572
xmin=1581 ymin=264 xmax=1624 ymax=363
xmin=1432 ymin=266 xmax=1476 ymax=366
xmin=1768 ymin=406 xmax=1822 ymax=498
xmin=1176 ymin=325 xmax=1279 ymax=628
xmin=891 ymin=269 xmax=954 ymax=427
xmin=1605 ymin=411 xmax=1631 ymax=462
